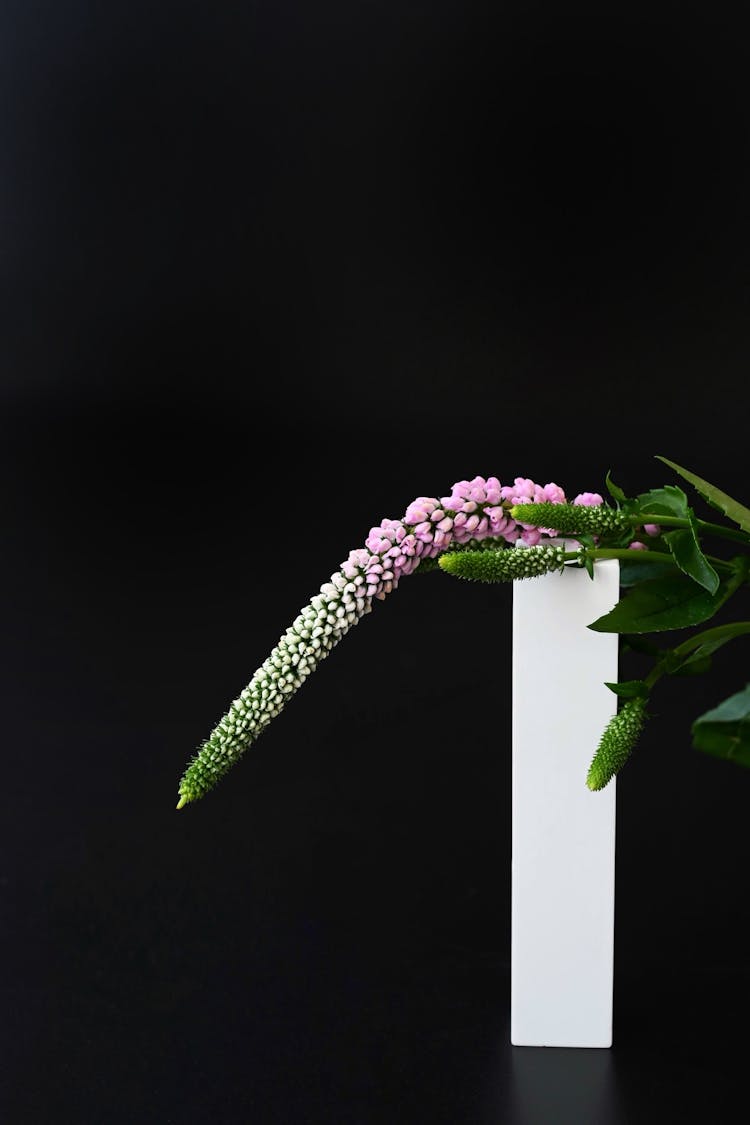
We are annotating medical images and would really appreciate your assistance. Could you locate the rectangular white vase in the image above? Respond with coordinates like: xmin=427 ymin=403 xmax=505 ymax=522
xmin=511 ymin=557 xmax=620 ymax=1048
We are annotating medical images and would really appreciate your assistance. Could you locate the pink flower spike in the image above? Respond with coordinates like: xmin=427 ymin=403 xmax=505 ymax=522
xmin=573 ymin=492 xmax=604 ymax=507
xmin=629 ymin=541 xmax=647 ymax=550
xmin=186 ymin=469 xmax=626 ymax=807
xmin=644 ymin=523 xmax=661 ymax=536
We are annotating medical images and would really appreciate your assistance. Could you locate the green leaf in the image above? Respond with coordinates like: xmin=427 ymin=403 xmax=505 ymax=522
xmin=671 ymin=655 xmax=713 ymax=676
xmin=604 ymin=679 xmax=649 ymax=699
xmin=633 ymin=484 xmax=689 ymax=519
xmin=588 ymin=570 xmax=738 ymax=634
xmin=605 ymin=470 xmax=627 ymax=506
xmin=691 ymin=684 xmax=750 ymax=767
xmin=669 ymin=621 xmax=750 ymax=672
xmin=656 ymin=455 xmax=750 ymax=534
xmin=664 ymin=517 xmax=720 ymax=594
xmin=619 ymin=556 xmax=675 ymax=586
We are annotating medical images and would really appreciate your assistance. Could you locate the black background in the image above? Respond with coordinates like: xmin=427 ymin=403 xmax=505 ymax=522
xmin=3 ymin=2 xmax=750 ymax=1122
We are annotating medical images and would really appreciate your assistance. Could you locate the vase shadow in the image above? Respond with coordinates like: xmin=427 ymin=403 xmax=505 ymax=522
xmin=508 ymin=1045 xmax=625 ymax=1125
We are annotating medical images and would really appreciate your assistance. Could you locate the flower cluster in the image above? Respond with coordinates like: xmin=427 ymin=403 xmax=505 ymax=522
xmin=177 ymin=473 xmax=583 ymax=807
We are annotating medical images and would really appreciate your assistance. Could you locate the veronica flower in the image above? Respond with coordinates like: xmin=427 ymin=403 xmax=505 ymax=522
xmin=176 ymin=475 xmax=575 ymax=807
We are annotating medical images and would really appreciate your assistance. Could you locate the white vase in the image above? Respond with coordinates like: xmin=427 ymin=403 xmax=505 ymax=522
xmin=511 ymin=556 xmax=620 ymax=1047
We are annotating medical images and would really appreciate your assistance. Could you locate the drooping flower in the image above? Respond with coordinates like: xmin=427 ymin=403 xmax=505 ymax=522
xmin=176 ymin=566 xmax=373 ymax=807
xmin=176 ymin=474 xmax=577 ymax=807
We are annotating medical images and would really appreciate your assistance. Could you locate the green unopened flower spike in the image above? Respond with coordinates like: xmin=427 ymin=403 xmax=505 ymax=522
xmin=511 ymin=501 xmax=630 ymax=536
xmin=438 ymin=544 xmax=569 ymax=583
xmin=586 ymin=697 xmax=648 ymax=791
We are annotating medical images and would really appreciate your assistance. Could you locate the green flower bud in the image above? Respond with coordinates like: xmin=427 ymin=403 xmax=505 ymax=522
xmin=438 ymin=545 xmax=569 ymax=583
xmin=586 ymin=697 xmax=647 ymax=790
xmin=511 ymin=502 xmax=630 ymax=536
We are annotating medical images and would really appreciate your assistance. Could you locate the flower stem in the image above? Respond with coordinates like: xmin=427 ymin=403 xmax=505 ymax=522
xmin=562 ymin=548 xmax=672 ymax=566
xmin=635 ymin=513 xmax=750 ymax=546
xmin=566 ymin=547 xmax=736 ymax=575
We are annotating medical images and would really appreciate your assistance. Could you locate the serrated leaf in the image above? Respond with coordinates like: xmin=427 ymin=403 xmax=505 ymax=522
xmin=691 ymin=684 xmax=750 ymax=767
xmin=633 ymin=484 xmax=689 ymax=519
xmin=588 ymin=571 xmax=737 ymax=634
xmin=656 ymin=456 xmax=750 ymax=534
xmin=604 ymin=679 xmax=649 ymax=698
xmin=664 ymin=519 xmax=720 ymax=594
xmin=605 ymin=470 xmax=627 ymax=505
xmin=619 ymin=557 xmax=675 ymax=586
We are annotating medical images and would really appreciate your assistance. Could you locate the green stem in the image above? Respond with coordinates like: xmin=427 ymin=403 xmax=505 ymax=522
xmin=565 ymin=547 xmax=736 ymax=575
xmin=562 ymin=547 xmax=673 ymax=567
xmin=635 ymin=513 xmax=750 ymax=546
xmin=644 ymin=665 xmax=665 ymax=690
